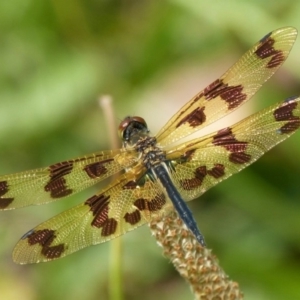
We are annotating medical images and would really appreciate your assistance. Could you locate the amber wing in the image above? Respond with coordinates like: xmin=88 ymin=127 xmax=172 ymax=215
xmin=156 ymin=27 xmax=297 ymax=147
xmin=0 ymin=149 xmax=139 ymax=210
xmin=166 ymin=96 xmax=300 ymax=201
xmin=12 ymin=173 xmax=173 ymax=263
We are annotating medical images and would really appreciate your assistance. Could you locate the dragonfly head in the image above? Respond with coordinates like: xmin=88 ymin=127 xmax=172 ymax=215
xmin=119 ymin=116 xmax=150 ymax=146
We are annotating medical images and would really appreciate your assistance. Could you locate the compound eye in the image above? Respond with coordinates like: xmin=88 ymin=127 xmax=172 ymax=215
xmin=118 ymin=117 xmax=131 ymax=138
xmin=130 ymin=116 xmax=147 ymax=127
xmin=118 ymin=116 xmax=148 ymax=141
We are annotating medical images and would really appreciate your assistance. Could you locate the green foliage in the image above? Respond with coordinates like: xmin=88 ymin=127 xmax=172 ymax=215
xmin=1 ymin=1 xmax=300 ymax=299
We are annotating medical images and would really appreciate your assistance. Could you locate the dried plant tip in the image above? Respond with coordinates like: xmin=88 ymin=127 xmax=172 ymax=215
xmin=149 ymin=212 xmax=243 ymax=300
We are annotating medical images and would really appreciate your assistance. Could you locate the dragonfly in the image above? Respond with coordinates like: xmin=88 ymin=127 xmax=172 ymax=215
xmin=1 ymin=27 xmax=300 ymax=264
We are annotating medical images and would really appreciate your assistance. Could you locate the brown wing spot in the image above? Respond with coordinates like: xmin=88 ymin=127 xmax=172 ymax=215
xmin=181 ymin=149 xmax=197 ymax=162
xmin=45 ymin=177 xmax=72 ymax=198
xmin=0 ymin=181 xmax=14 ymax=209
xmin=124 ymin=209 xmax=141 ymax=225
xmin=83 ymin=159 xmax=114 ymax=178
xmin=123 ymin=176 xmax=147 ymax=190
xmin=255 ymin=36 xmax=284 ymax=68
xmin=229 ymin=152 xmax=251 ymax=164
xmin=280 ymin=122 xmax=300 ymax=134
xmin=0 ymin=181 xmax=9 ymax=196
xmin=85 ymin=194 xmax=109 ymax=227
xmin=25 ymin=229 xmax=65 ymax=259
xmin=176 ymin=107 xmax=206 ymax=128
xmin=85 ymin=194 xmax=117 ymax=235
xmin=212 ymin=128 xmax=242 ymax=150
xmin=123 ymin=180 xmax=139 ymax=190
xmin=101 ymin=218 xmax=118 ymax=236
xmin=134 ymin=194 xmax=166 ymax=212
xmin=219 ymin=85 xmax=247 ymax=109
xmin=170 ymin=91 xmax=204 ymax=126
xmin=0 ymin=197 xmax=14 ymax=209
xmin=274 ymin=101 xmax=298 ymax=121
xmin=268 ymin=51 xmax=285 ymax=69
xmin=48 ymin=161 xmax=73 ymax=180
xmin=274 ymin=100 xmax=300 ymax=134
xmin=180 ymin=166 xmax=207 ymax=190
xmin=180 ymin=164 xmax=225 ymax=191
xmin=207 ymin=164 xmax=225 ymax=178
xmin=203 ymin=79 xmax=223 ymax=98
xmin=44 ymin=162 xmax=73 ymax=198
xmin=213 ymin=127 xmax=251 ymax=164
xmin=203 ymin=79 xmax=246 ymax=109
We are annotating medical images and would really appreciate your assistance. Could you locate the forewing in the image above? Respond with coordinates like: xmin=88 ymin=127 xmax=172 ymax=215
xmin=12 ymin=172 xmax=173 ymax=264
xmin=0 ymin=149 xmax=138 ymax=210
xmin=156 ymin=27 xmax=297 ymax=147
xmin=166 ymin=96 xmax=300 ymax=201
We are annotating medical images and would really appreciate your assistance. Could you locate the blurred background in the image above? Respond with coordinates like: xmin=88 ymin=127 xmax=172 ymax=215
xmin=1 ymin=1 xmax=300 ymax=299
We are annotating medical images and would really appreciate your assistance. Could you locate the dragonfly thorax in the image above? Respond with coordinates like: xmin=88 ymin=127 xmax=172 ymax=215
xmin=137 ymin=140 xmax=166 ymax=169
